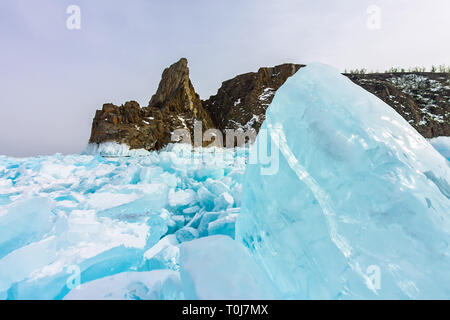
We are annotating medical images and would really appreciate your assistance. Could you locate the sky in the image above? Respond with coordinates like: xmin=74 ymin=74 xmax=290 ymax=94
xmin=0 ymin=0 xmax=449 ymax=157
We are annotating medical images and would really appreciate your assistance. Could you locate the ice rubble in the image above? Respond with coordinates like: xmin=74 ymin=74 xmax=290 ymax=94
xmin=236 ymin=63 xmax=450 ymax=299
xmin=82 ymin=142 xmax=151 ymax=157
xmin=0 ymin=145 xmax=249 ymax=299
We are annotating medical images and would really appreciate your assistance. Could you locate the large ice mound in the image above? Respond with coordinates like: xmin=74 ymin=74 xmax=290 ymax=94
xmin=236 ymin=63 xmax=450 ymax=299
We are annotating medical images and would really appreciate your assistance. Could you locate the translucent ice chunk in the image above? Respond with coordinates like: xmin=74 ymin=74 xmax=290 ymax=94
xmin=64 ymin=270 xmax=183 ymax=300
xmin=179 ymin=235 xmax=278 ymax=299
xmin=237 ymin=63 xmax=450 ymax=299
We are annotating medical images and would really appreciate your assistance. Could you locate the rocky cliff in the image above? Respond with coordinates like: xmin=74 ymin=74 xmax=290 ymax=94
xmin=89 ymin=58 xmax=215 ymax=150
xmin=89 ymin=59 xmax=449 ymax=152
xmin=203 ymin=63 xmax=304 ymax=133
xmin=345 ymin=73 xmax=450 ymax=138
xmin=89 ymin=59 xmax=302 ymax=150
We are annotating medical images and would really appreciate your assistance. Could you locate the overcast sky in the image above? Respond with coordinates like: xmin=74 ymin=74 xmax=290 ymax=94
xmin=1 ymin=0 xmax=449 ymax=157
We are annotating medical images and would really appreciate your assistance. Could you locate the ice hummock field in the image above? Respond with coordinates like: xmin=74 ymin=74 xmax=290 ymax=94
xmin=0 ymin=145 xmax=255 ymax=299
xmin=0 ymin=64 xmax=449 ymax=300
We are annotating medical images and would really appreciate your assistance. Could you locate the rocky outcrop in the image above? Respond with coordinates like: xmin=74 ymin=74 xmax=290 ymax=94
xmin=345 ymin=73 xmax=450 ymax=138
xmin=89 ymin=59 xmax=303 ymax=150
xmin=203 ymin=63 xmax=304 ymax=133
xmin=89 ymin=58 xmax=215 ymax=150
xmin=148 ymin=58 xmax=214 ymax=132
xmin=89 ymin=101 xmax=157 ymax=150
xmin=89 ymin=59 xmax=449 ymax=153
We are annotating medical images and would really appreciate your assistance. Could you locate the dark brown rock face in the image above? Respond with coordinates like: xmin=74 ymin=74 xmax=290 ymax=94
xmin=203 ymin=63 xmax=304 ymax=134
xmin=146 ymin=58 xmax=215 ymax=147
xmin=89 ymin=101 xmax=158 ymax=150
xmin=345 ymin=73 xmax=450 ymax=138
xmin=89 ymin=58 xmax=215 ymax=150
xmin=89 ymin=60 xmax=303 ymax=150
xmin=89 ymin=59 xmax=449 ymax=153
